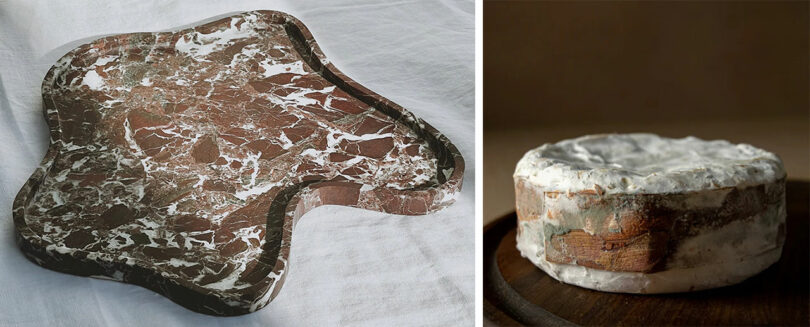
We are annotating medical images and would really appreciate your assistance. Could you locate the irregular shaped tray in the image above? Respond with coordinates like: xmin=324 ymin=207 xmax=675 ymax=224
xmin=13 ymin=10 xmax=463 ymax=316
xmin=484 ymin=181 xmax=808 ymax=326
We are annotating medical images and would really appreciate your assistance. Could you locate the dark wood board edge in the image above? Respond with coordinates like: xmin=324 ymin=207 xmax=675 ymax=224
xmin=484 ymin=207 xmax=575 ymax=326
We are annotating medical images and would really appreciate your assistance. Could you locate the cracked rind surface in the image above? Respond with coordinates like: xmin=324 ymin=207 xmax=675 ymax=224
xmin=514 ymin=134 xmax=785 ymax=293
xmin=13 ymin=10 xmax=464 ymax=315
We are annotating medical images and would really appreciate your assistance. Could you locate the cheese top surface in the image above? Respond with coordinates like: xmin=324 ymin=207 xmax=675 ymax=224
xmin=514 ymin=133 xmax=785 ymax=194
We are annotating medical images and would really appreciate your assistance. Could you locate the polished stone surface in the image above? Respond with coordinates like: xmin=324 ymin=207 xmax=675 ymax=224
xmin=13 ymin=10 xmax=463 ymax=316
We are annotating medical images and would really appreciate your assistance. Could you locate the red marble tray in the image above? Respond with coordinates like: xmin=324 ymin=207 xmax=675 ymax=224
xmin=13 ymin=10 xmax=463 ymax=316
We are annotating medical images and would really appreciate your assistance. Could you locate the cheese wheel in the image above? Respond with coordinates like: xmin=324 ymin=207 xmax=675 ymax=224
xmin=514 ymin=133 xmax=786 ymax=293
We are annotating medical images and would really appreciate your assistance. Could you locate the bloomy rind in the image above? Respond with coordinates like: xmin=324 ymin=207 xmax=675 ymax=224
xmin=517 ymin=179 xmax=785 ymax=273
xmin=514 ymin=134 xmax=786 ymax=293
xmin=514 ymin=133 xmax=786 ymax=195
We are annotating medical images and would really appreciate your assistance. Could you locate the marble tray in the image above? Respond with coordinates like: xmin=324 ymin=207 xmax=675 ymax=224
xmin=12 ymin=10 xmax=463 ymax=316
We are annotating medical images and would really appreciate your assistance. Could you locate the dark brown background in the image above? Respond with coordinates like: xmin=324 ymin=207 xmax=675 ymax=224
xmin=484 ymin=0 xmax=810 ymax=223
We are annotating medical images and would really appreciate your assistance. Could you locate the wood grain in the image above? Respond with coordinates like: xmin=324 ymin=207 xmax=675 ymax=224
xmin=485 ymin=181 xmax=809 ymax=326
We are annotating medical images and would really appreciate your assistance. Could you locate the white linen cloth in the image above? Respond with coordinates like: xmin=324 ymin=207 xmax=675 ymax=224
xmin=0 ymin=1 xmax=474 ymax=325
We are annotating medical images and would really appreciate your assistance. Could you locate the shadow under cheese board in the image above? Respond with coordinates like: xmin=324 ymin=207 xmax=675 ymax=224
xmin=484 ymin=181 xmax=809 ymax=326
xmin=13 ymin=10 xmax=464 ymax=316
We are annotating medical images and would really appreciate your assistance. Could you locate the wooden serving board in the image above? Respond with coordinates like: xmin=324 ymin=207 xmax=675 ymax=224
xmin=485 ymin=181 xmax=809 ymax=326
